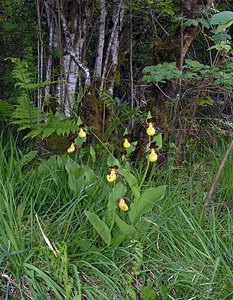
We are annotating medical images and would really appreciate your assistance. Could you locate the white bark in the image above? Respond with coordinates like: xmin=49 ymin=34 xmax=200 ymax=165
xmin=44 ymin=0 xmax=91 ymax=116
xmin=36 ymin=0 xmax=43 ymax=109
xmin=64 ymin=5 xmax=89 ymax=116
xmin=100 ymin=0 xmax=123 ymax=94
xmin=59 ymin=12 xmax=91 ymax=85
xmin=109 ymin=2 xmax=124 ymax=96
xmin=109 ymin=29 xmax=119 ymax=96
xmin=63 ymin=45 xmax=79 ymax=116
xmin=94 ymin=0 xmax=106 ymax=79
xmin=44 ymin=0 xmax=55 ymax=104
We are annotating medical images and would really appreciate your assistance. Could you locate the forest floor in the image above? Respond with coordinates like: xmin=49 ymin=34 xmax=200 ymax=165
xmin=1 ymin=135 xmax=233 ymax=300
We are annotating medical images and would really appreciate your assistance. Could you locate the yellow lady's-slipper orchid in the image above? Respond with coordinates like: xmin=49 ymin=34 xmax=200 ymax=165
xmin=106 ymin=165 xmax=118 ymax=183
xmin=146 ymin=123 xmax=156 ymax=136
xmin=107 ymin=172 xmax=117 ymax=182
xmin=146 ymin=117 xmax=157 ymax=136
xmin=117 ymin=198 xmax=129 ymax=212
xmin=67 ymin=143 xmax=76 ymax=153
xmin=148 ymin=150 xmax=158 ymax=162
xmin=148 ymin=143 xmax=158 ymax=162
xmin=78 ymin=128 xmax=86 ymax=138
xmin=123 ymin=138 xmax=131 ymax=148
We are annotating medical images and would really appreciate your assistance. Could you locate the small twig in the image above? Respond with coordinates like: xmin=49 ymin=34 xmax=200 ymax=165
xmin=155 ymin=84 xmax=173 ymax=100
xmin=205 ymin=136 xmax=233 ymax=206
xmin=36 ymin=214 xmax=59 ymax=256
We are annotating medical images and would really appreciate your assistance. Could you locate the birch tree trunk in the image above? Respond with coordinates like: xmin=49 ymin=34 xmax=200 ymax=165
xmin=44 ymin=1 xmax=54 ymax=104
xmin=42 ymin=0 xmax=125 ymax=133
xmin=99 ymin=0 xmax=124 ymax=94
xmin=93 ymin=0 xmax=106 ymax=79
xmin=43 ymin=0 xmax=91 ymax=116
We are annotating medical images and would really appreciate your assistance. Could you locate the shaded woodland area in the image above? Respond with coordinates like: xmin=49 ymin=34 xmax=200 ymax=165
xmin=1 ymin=1 xmax=233 ymax=299
xmin=1 ymin=0 xmax=233 ymax=146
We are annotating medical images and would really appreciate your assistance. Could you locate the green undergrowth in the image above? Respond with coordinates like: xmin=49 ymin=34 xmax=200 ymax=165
xmin=0 ymin=134 xmax=233 ymax=299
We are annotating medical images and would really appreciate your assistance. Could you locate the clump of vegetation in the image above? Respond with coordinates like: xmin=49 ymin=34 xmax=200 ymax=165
xmin=1 ymin=130 xmax=233 ymax=299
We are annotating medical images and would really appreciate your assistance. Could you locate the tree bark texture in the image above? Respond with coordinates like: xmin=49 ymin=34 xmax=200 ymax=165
xmin=42 ymin=0 xmax=125 ymax=130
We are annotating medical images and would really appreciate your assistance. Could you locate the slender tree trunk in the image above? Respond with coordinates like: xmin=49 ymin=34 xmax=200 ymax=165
xmin=36 ymin=0 xmax=43 ymax=109
xmin=44 ymin=0 xmax=91 ymax=116
xmin=44 ymin=11 xmax=54 ymax=104
xmin=94 ymin=0 xmax=106 ymax=79
xmin=99 ymin=0 xmax=124 ymax=94
xmin=59 ymin=11 xmax=90 ymax=85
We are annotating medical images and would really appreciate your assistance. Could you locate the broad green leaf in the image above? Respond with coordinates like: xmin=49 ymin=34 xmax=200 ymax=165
xmin=83 ymin=165 xmax=96 ymax=184
xmin=115 ymin=214 xmax=136 ymax=235
xmin=107 ymin=154 xmax=120 ymax=167
xmin=227 ymin=62 xmax=233 ymax=69
xmin=184 ymin=59 xmax=205 ymax=71
xmin=215 ymin=20 xmax=233 ymax=34
xmin=77 ymin=116 xmax=83 ymax=126
xmin=143 ymin=62 xmax=181 ymax=83
xmin=108 ymin=182 xmax=127 ymax=210
xmin=129 ymin=185 xmax=166 ymax=224
xmin=182 ymin=18 xmax=199 ymax=31
xmin=210 ymin=11 xmax=233 ymax=25
xmin=104 ymin=210 xmax=116 ymax=228
xmin=68 ymin=168 xmax=85 ymax=192
xmin=208 ymin=42 xmax=231 ymax=52
xmin=74 ymin=136 xmax=86 ymax=148
xmin=126 ymin=141 xmax=137 ymax=155
xmin=212 ymin=33 xmax=231 ymax=43
xmin=120 ymin=169 xmax=140 ymax=200
xmin=152 ymin=133 xmax=162 ymax=150
xmin=89 ymin=145 xmax=96 ymax=162
xmin=111 ymin=233 xmax=127 ymax=248
xmin=65 ymin=158 xmax=85 ymax=192
xmin=85 ymin=211 xmax=111 ymax=244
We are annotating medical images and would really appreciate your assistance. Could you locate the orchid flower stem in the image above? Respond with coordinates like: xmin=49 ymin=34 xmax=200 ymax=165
xmin=110 ymin=211 xmax=116 ymax=232
xmin=139 ymin=159 xmax=150 ymax=189
xmin=110 ymin=182 xmax=116 ymax=232
xmin=148 ymin=162 xmax=155 ymax=182
xmin=91 ymin=130 xmax=113 ymax=156
xmin=139 ymin=136 xmax=151 ymax=189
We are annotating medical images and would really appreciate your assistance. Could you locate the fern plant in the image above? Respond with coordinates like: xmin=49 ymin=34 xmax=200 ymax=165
xmin=25 ymin=112 xmax=79 ymax=139
xmin=10 ymin=59 xmax=80 ymax=139
xmin=12 ymin=92 xmax=44 ymax=131
xmin=10 ymin=58 xmax=44 ymax=132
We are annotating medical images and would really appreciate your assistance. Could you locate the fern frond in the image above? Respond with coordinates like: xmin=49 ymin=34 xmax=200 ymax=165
xmin=11 ymin=60 xmax=34 ymax=89
xmin=12 ymin=93 xmax=44 ymax=130
xmin=24 ymin=112 xmax=78 ymax=140
xmin=0 ymin=100 xmax=14 ymax=118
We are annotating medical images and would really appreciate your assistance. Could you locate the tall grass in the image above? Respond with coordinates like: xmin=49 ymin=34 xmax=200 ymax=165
xmin=1 ymin=134 xmax=233 ymax=299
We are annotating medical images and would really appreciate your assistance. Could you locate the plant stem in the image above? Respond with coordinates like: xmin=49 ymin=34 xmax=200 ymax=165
xmin=139 ymin=136 xmax=151 ymax=188
xmin=91 ymin=130 xmax=113 ymax=156
xmin=139 ymin=159 xmax=150 ymax=189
